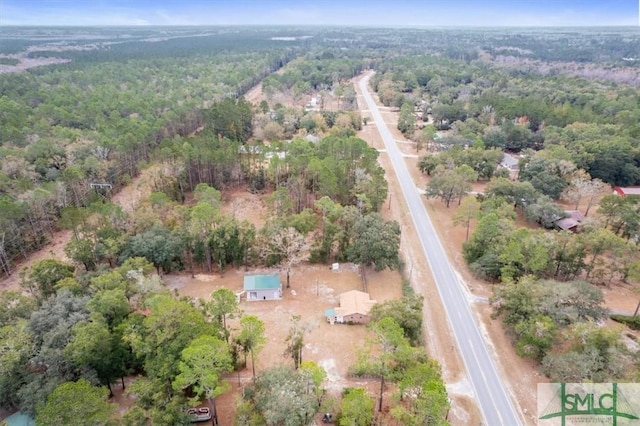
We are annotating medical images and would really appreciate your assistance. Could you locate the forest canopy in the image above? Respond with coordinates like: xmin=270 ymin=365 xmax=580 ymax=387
xmin=1 ymin=24 xmax=640 ymax=423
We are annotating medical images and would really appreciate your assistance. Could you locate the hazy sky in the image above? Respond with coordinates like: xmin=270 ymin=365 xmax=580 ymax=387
xmin=1 ymin=0 xmax=638 ymax=27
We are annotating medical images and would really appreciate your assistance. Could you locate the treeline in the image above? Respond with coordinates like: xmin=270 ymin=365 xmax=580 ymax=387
xmin=0 ymin=256 xmax=325 ymax=424
xmin=262 ymin=49 xmax=367 ymax=97
xmin=1 ymin=264 xmax=447 ymax=424
xmin=345 ymin=293 xmax=449 ymax=425
xmin=0 ymin=31 xmax=381 ymax=275
xmin=401 ymin=45 xmax=640 ymax=303
xmin=57 ymin=126 xmax=395 ymax=279
xmin=461 ymin=185 xmax=637 ymax=284
xmin=482 ymin=29 xmax=640 ymax=64
xmin=373 ymin=55 xmax=640 ymax=186
xmin=325 ymin=27 xmax=639 ymax=65
xmin=0 ymin=133 xmax=406 ymax=424
xmin=24 ymin=31 xmax=300 ymax=64
xmin=0 ymin=39 xmax=295 ymax=274
xmin=449 ymin=180 xmax=640 ymax=382
xmin=420 ymin=171 xmax=640 ymax=383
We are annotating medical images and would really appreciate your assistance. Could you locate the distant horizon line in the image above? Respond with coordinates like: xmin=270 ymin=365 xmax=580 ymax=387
xmin=1 ymin=23 xmax=639 ymax=29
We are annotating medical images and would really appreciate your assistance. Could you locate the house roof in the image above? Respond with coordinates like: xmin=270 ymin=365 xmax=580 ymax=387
xmin=555 ymin=217 xmax=580 ymax=230
xmin=554 ymin=210 xmax=585 ymax=230
xmin=614 ymin=187 xmax=640 ymax=196
xmin=243 ymin=274 xmax=281 ymax=291
xmin=565 ymin=210 xmax=585 ymax=222
xmin=501 ymin=153 xmax=520 ymax=170
xmin=4 ymin=412 xmax=35 ymax=426
xmin=304 ymin=134 xmax=320 ymax=143
xmin=333 ymin=290 xmax=377 ymax=317
xmin=238 ymin=145 xmax=263 ymax=154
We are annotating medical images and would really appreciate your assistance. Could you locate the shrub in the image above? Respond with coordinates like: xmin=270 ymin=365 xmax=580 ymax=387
xmin=610 ymin=314 xmax=640 ymax=330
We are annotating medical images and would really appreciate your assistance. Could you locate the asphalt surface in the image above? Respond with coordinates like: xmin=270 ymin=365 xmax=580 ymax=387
xmin=359 ymin=72 xmax=522 ymax=426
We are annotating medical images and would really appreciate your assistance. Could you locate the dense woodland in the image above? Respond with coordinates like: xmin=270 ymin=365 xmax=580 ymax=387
xmin=365 ymin=30 xmax=640 ymax=383
xmin=1 ymin=25 xmax=640 ymax=425
xmin=0 ymin=26 xmax=447 ymax=425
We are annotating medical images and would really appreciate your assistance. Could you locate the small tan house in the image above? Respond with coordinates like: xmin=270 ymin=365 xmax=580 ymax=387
xmin=325 ymin=290 xmax=377 ymax=325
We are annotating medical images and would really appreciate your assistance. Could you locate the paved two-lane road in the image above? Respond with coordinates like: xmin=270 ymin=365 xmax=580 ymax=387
xmin=359 ymin=72 xmax=521 ymax=426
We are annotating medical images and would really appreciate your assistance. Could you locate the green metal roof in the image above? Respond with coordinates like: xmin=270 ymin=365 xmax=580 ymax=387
xmin=243 ymin=274 xmax=281 ymax=291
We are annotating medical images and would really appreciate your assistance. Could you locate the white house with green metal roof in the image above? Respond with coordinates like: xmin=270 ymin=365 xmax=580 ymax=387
xmin=243 ymin=274 xmax=282 ymax=301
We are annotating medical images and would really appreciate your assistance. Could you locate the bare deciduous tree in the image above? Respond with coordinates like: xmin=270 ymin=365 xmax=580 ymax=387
xmin=283 ymin=315 xmax=312 ymax=369
xmin=562 ymin=177 xmax=610 ymax=216
xmin=260 ymin=226 xmax=310 ymax=288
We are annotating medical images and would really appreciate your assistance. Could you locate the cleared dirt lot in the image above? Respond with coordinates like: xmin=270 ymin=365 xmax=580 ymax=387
xmin=164 ymin=263 xmax=403 ymax=425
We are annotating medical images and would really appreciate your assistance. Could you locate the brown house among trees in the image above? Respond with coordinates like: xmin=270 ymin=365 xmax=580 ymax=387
xmin=554 ymin=210 xmax=585 ymax=233
xmin=324 ymin=290 xmax=377 ymax=324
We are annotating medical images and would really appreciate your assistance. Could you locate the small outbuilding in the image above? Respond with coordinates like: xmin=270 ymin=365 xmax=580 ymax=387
xmin=243 ymin=274 xmax=282 ymax=301
xmin=500 ymin=153 xmax=520 ymax=171
xmin=325 ymin=290 xmax=377 ymax=325
xmin=613 ymin=187 xmax=640 ymax=198
xmin=554 ymin=210 xmax=585 ymax=233
xmin=3 ymin=412 xmax=35 ymax=426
